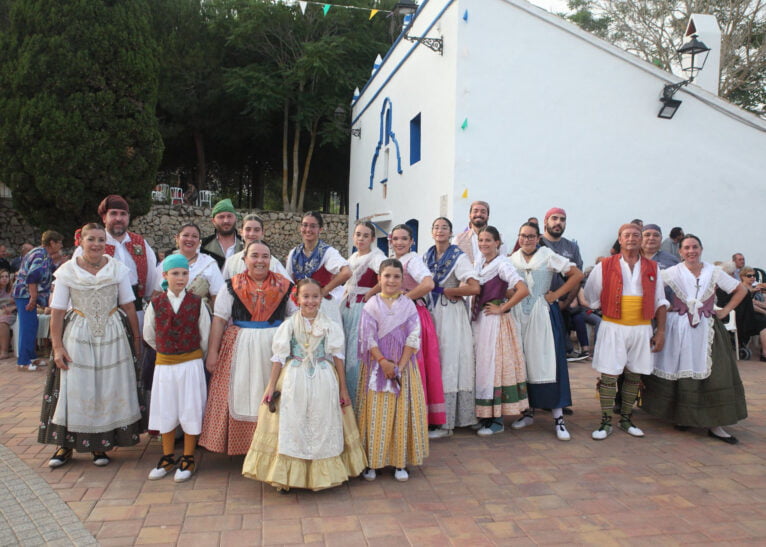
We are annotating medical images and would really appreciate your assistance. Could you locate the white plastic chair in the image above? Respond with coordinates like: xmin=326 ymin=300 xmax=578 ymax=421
xmin=716 ymin=307 xmax=739 ymax=359
xmin=169 ymin=186 xmax=184 ymax=205
xmin=197 ymin=190 xmax=213 ymax=207
xmin=156 ymin=183 xmax=170 ymax=201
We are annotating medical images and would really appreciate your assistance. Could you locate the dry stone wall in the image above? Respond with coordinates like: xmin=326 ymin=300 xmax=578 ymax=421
xmin=1 ymin=202 xmax=350 ymax=263
xmin=129 ymin=205 xmax=350 ymax=262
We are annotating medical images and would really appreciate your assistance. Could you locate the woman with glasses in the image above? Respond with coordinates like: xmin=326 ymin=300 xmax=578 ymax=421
xmin=510 ymin=222 xmax=583 ymax=441
xmin=285 ymin=212 xmax=350 ymax=326
xmin=719 ymin=266 xmax=766 ymax=361
xmin=424 ymin=217 xmax=480 ymax=438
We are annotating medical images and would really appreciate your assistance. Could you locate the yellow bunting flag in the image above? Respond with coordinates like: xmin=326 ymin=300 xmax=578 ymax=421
xmin=369 ymin=9 xmax=379 ymax=20
xmin=461 ymin=188 xmax=468 ymax=199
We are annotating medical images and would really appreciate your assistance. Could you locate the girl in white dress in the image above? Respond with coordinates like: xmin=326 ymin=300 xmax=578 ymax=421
xmin=242 ymin=279 xmax=366 ymax=491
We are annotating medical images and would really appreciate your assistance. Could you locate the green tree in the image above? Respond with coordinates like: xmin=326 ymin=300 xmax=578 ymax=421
xmin=563 ymin=1 xmax=766 ymax=117
xmin=222 ymin=0 xmax=392 ymax=212
xmin=0 ymin=0 xmax=163 ymax=238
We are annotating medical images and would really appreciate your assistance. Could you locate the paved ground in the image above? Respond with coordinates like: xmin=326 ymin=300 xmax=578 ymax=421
xmin=1 ymin=354 xmax=766 ymax=546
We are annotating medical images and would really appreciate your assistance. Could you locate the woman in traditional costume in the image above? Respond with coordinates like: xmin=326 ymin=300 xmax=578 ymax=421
xmin=642 ymin=234 xmax=748 ymax=444
xmin=389 ymin=224 xmax=446 ymax=428
xmin=472 ymin=226 xmax=529 ymax=436
xmin=40 ymin=223 xmax=144 ymax=468
xmin=510 ymin=222 xmax=583 ymax=441
xmin=242 ymin=279 xmax=366 ymax=490
xmin=222 ymin=213 xmax=290 ymax=281
xmin=285 ymin=211 xmax=350 ymax=326
xmin=356 ymin=259 xmax=428 ymax=482
xmin=424 ymin=217 xmax=480 ymax=438
xmin=199 ymin=241 xmax=292 ymax=455
xmin=340 ymin=220 xmax=386 ymax=405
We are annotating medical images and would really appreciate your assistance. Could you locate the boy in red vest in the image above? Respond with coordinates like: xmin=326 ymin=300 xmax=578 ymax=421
xmin=584 ymin=224 xmax=668 ymax=440
xmin=143 ymin=255 xmax=210 ymax=482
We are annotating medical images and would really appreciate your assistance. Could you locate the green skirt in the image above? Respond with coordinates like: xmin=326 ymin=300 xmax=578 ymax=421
xmin=641 ymin=317 xmax=747 ymax=428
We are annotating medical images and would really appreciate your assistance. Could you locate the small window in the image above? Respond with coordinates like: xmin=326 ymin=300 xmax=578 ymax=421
xmin=410 ymin=114 xmax=421 ymax=165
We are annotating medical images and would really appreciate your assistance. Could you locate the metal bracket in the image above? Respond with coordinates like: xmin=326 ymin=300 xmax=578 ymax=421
xmin=404 ymin=35 xmax=443 ymax=55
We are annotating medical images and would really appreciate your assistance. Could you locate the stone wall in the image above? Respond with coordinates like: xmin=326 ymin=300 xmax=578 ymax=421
xmin=0 ymin=202 xmax=350 ymax=262
xmin=129 ymin=205 xmax=349 ymax=262
xmin=0 ymin=202 xmax=41 ymax=256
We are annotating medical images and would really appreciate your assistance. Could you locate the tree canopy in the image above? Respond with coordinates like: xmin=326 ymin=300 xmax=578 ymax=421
xmin=563 ymin=0 xmax=766 ymax=117
xmin=0 ymin=0 xmax=163 ymax=239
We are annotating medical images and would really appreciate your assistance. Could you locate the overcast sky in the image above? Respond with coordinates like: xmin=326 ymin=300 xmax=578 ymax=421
xmin=529 ymin=0 xmax=570 ymax=14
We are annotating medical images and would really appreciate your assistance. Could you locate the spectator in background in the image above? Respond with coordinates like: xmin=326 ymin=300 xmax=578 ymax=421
xmin=12 ymin=231 xmax=64 ymax=371
xmin=0 ymin=244 xmax=11 ymax=271
xmin=661 ymin=227 xmax=684 ymax=260
xmin=10 ymin=243 xmax=34 ymax=273
xmin=184 ymin=183 xmax=199 ymax=206
xmin=0 ymin=269 xmax=16 ymax=359
xmin=732 ymin=253 xmax=745 ymax=279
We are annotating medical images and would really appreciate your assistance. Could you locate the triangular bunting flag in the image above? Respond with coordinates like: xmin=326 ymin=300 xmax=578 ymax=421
xmin=461 ymin=188 xmax=468 ymax=199
xmin=463 ymin=10 xmax=469 ymax=22
xmin=323 ymin=4 xmax=331 ymax=15
xmin=369 ymin=9 xmax=379 ymax=20
xmin=298 ymin=1 xmax=307 ymax=14
xmin=461 ymin=118 xmax=468 ymax=130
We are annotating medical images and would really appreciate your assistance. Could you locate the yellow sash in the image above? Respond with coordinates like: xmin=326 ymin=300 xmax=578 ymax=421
xmin=603 ymin=296 xmax=651 ymax=326
xmin=155 ymin=349 xmax=203 ymax=365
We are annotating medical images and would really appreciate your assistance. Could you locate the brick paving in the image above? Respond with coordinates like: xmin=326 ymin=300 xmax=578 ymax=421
xmin=1 ymin=353 xmax=766 ymax=545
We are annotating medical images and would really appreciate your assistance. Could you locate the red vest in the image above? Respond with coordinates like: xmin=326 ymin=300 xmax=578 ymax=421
xmin=105 ymin=231 xmax=149 ymax=298
xmin=600 ymin=254 xmax=658 ymax=321
xmin=151 ymin=292 xmax=202 ymax=354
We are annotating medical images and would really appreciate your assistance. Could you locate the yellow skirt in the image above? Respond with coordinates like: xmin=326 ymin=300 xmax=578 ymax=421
xmin=356 ymin=359 xmax=429 ymax=469
xmin=242 ymin=369 xmax=367 ymax=491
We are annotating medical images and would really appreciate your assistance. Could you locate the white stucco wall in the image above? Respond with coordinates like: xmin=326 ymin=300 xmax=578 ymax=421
xmin=349 ymin=0 xmax=459 ymax=252
xmin=452 ymin=0 xmax=766 ymax=267
xmin=350 ymin=0 xmax=766 ymax=267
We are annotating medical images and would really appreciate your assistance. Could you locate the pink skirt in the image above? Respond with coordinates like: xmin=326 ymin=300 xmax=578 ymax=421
xmin=415 ymin=303 xmax=446 ymax=425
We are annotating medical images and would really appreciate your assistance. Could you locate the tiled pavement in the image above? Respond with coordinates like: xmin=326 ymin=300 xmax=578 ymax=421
xmin=1 ymin=355 xmax=766 ymax=546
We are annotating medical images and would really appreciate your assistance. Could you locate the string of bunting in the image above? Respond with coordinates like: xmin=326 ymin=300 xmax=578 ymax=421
xmin=274 ymin=0 xmax=394 ymax=20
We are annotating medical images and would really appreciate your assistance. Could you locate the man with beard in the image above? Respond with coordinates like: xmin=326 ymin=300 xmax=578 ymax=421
xmin=585 ymin=223 xmax=667 ymax=440
xmin=641 ymin=224 xmax=679 ymax=270
xmin=455 ymin=201 xmax=506 ymax=264
xmin=75 ymin=195 xmax=158 ymax=327
xmin=539 ymin=208 xmax=585 ymax=360
xmin=201 ymin=198 xmax=243 ymax=270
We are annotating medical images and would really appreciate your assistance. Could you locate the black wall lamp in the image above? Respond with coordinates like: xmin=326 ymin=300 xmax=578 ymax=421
xmin=334 ymin=106 xmax=361 ymax=138
xmin=658 ymin=34 xmax=711 ymax=119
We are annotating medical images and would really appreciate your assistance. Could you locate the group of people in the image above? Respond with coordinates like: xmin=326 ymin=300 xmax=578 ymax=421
xmin=20 ymin=194 xmax=752 ymax=494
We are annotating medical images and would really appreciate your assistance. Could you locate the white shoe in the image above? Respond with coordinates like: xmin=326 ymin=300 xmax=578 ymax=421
xmin=27 ymin=364 xmax=37 ymax=372
xmin=362 ymin=468 xmax=376 ymax=481
xmin=511 ymin=411 xmax=534 ymax=430
xmin=592 ymin=417 xmax=613 ymax=440
xmin=428 ymin=428 xmax=453 ymax=439
xmin=174 ymin=467 xmax=193 ymax=482
xmin=554 ymin=417 xmax=571 ymax=441
xmin=148 ymin=466 xmax=169 ymax=480
xmin=394 ymin=468 xmax=409 ymax=482
xmin=476 ymin=419 xmax=504 ymax=437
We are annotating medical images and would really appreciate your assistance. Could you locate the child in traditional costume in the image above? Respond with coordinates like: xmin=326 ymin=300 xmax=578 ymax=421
xmin=356 ymin=259 xmax=429 ymax=482
xmin=242 ymin=279 xmax=366 ymax=491
xmin=144 ymin=255 xmax=210 ymax=482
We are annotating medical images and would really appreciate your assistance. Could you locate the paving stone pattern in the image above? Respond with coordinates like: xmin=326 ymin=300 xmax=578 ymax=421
xmin=1 ymin=354 xmax=766 ymax=545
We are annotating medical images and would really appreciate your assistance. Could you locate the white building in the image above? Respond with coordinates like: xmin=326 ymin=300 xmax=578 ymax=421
xmin=348 ymin=0 xmax=766 ymax=267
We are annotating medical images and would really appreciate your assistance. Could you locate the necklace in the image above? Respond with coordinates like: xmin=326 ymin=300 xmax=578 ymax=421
xmin=380 ymin=292 xmax=400 ymax=300
xmin=81 ymin=256 xmax=103 ymax=269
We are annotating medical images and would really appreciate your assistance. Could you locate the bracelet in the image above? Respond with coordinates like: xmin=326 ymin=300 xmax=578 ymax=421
xmin=377 ymin=356 xmax=387 ymax=364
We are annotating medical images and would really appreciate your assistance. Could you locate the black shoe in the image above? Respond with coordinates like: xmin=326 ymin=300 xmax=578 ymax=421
xmin=708 ymin=429 xmax=739 ymax=445
xmin=92 ymin=452 xmax=111 ymax=466
xmin=48 ymin=447 xmax=73 ymax=468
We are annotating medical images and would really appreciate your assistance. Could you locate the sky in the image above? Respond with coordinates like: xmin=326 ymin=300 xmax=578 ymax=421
xmin=529 ymin=0 xmax=570 ymax=14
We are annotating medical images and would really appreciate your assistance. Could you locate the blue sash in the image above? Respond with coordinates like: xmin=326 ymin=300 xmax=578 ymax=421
xmin=233 ymin=320 xmax=282 ymax=329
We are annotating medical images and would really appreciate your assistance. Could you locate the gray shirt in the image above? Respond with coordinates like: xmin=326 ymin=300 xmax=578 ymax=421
xmin=540 ymin=236 xmax=582 ymax=292
xmin=660 ymin=238 xmax=680 ymax=259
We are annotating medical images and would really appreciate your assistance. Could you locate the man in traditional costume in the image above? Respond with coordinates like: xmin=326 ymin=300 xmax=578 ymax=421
xmin=455 ymin=201 xmax=506 ymax=265
xmin=75 ymin=195 xmax=158 ymax=329
xmin=201 ymin=198 xmax=243 ymax=270
xmin=584 ymin=223 xmax=668 ymax=440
